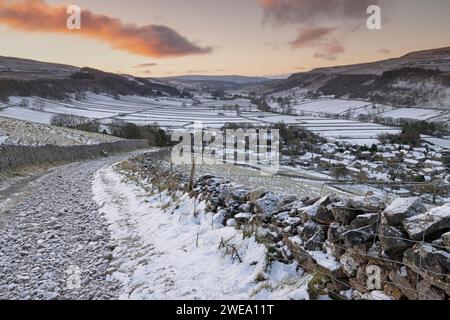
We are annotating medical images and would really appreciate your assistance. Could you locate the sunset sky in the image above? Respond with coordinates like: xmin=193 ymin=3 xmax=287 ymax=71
xmin=1 ymin=0 xmax=450 ymax=77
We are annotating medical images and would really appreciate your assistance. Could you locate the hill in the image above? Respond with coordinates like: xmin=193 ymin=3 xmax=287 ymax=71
xmin=0 ymin=56 xmax=181 ymax=101
xmin=256 ymin=47 xmax=450 ymax=108
xmin=161 ymin=75 xmax=271 ymax=91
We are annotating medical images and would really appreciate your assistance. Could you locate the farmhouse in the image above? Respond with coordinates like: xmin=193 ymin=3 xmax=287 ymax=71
xmin=423 ymin=159 xmax=444 ymax=168
xmin=359 ymin=151 xmax=371 ymax=159
xmin=346 ymin=166 xmax=361 ymax=176
xmin=403 ymin=158 xmax=419 ymax=168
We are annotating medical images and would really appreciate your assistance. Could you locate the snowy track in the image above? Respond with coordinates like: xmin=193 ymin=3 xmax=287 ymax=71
xmin=93 ymin=165 xmax=310 ymax=300
xmin=0 ymin=154 xmax=310 ymax=300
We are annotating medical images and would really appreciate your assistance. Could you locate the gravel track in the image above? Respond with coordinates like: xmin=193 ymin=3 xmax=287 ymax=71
xmin=0 ymin=152 xmax=142 ymax=300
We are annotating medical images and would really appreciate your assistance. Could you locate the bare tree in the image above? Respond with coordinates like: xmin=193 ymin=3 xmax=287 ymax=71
xmin=32 ymin=100 xmax=45 ymax=112
xmin=19 ymin=99 xmax=30 ymax=108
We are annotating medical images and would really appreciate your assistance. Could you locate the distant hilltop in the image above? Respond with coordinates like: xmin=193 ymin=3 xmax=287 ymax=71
xmin=255 ymin=46 xmax=450 ymax=109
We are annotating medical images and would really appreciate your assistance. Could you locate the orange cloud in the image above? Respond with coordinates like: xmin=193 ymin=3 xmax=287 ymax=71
xmin=290 ymin=26 xmax=336 ymax=48
xmin=290 ymin=27 xmax=344 ymax=61
xmin=0 ymin=0 xmax=212 ymax=58
xmin=314 ymin=40 xmax=345 ymax=61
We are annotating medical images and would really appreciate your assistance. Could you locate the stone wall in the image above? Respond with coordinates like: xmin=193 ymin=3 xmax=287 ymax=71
xmin=0 ymin=139 xmax=148 ymax=172
xmin=133 ymin=154 xmax=450 ymax=300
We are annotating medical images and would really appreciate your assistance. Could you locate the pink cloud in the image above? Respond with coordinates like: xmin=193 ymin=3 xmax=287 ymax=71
xmin=0 ymin=0 xmax=212 ymax=58
xmin=258 ymin=0 xmax=387 ymax=61
xmin=314 ymin=40 xmax=345 ymax=61
xmin=290 ymin=26 xmax=336 ymax=48
xmin=259 ymin=0 xmax=382 ymax=26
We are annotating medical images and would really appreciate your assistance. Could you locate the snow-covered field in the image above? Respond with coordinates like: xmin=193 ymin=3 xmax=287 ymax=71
xmin=242 ymin=113 xmax=401 ymax=146
xmin=378 ymin=108 xmax=448 ymax=121
xmin=181 ymin=162 xmax=339 ymax=198
xmin=273 ymin=98 xmax=450 ymax=123
xmin=423 ymin=136 xmax=450 ymax=149
xmin=291 ymin=99 xmax=374 ymax=115
xmin=1 ymin=95 xmax=260 ymax=129
xmin=1 ymin=94 xmax=448 ymax=148
xmin=0 ymin=116 xmax=122 ymax=146
xmin=296 ymin=118 xmax=400 ymax=145
xmin=92 ymin=164 xmax=312 ymax=300
xmin=0 ymin=106 xmax=54 ymax=124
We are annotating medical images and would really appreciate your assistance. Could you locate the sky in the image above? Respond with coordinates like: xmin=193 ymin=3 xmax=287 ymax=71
xmin=0 ymin=0 xmax=450 ymax=77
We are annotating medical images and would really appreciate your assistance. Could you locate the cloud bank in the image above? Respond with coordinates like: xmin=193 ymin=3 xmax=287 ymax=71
xmin=259 ymin=0 xmax=380 ymax=26
xmin=258 ymin=0 xmax=384 ymax=61
xmin=0 ymin=0 xmax=212 ymax=58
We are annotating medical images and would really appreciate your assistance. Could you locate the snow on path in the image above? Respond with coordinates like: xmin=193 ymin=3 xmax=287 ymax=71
xmin=93 ymin=165 xmax=311 ymax=300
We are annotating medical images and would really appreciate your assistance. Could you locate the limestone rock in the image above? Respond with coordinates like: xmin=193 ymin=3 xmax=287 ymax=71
xmin=403 ymin=243 xmax=450 ymax=279
xmin=383 ymin=197 xmax=426 ymax=226
xmin=332 ymin=206 xmax=362 ymax=225
xmin=327 ymin=222 xmax=347 ymax=244
xmin=388 ymin=268 xmax=417 ymax=300
xmin=417 ymin=280 xmax=446 ymax=300
xmin=248 ymin=188 xmax=267 ymax=203
xmin=324 ymin=240 xmax=344 ymax=259
xmin=238 ymin=203 xmax=252 ymax=213
xmin=307 ymin=273 xmax=331 ymax=300
xmin=254 ymin=192 xmax=281 ymax=214
xmin=308 ymin=250 xmax=343 ymax=278
xmin=299 ymin=221 xmax=325 ymax=251
xmin=256 ymin=227 xmax=280 ymax=245
xmin=442 ymin=231 xmax=450 ymax=251
xmin=379 ymin=223 xmax=413 ymax=254
xmin=316 ymin=207 xmax=334 ymax=225
xmin=234 ymin=212 xmax=252 ymax=224
xmin=341 ymin=225 xmax=376 ymax=247
xmin=276 ymin=195 xmax=297 ymax=211
xmin=348 ymin=266 xmax=369 ymax=293
xmin=228 ymin=187 xmax=250 ymax=202
xmin=383 ymin=197 xmax=427 ymax=226
xmin=340 ymin=253 xmax=360 ymax=277
xmin=403 ymin=204 xmax=450 ymax=241
xmin=302 ymin=196 xmax=335 ymax=224
xmin=350 ymin=213 xmax=380 ymax=229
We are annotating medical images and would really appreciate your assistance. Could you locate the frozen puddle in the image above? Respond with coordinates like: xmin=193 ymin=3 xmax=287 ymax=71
xmin=93 ymin=165 xmax=311 ymax=300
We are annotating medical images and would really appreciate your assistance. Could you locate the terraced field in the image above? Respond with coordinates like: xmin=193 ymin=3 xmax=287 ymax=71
xmin=1 ymin=94 xmax=449 ymax=147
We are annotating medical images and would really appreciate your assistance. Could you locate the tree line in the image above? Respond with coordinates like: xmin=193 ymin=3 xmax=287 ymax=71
xmin=50 ymin=114 xmax=171 ymax=147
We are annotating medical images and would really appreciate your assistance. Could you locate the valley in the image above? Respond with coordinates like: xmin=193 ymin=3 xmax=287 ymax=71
xmin=0 ymin=46 xmax=449 ymax=301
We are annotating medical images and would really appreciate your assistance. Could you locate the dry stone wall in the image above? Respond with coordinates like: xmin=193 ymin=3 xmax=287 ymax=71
xmin=134 ymin=153 xmax=450 ymax=300
xmin=0 ymin=140 xmax=148 ymax=172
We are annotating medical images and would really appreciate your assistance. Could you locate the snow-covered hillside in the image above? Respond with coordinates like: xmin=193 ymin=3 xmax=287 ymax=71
xmin=0 ymin=55 xmax=78 ymax=79
xmin=0 ymin=116 xmax=122 ymax=146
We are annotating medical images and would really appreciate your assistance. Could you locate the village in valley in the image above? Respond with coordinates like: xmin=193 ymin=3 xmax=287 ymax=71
xmin=286 ymin=139 xmax=449 ymax=202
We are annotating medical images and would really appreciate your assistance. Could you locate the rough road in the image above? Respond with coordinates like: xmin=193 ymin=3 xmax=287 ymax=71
xmin=0 ymin=152 xmax=143 ymax=300
xmin=0 ymin=150 xmax=309 ymax=300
